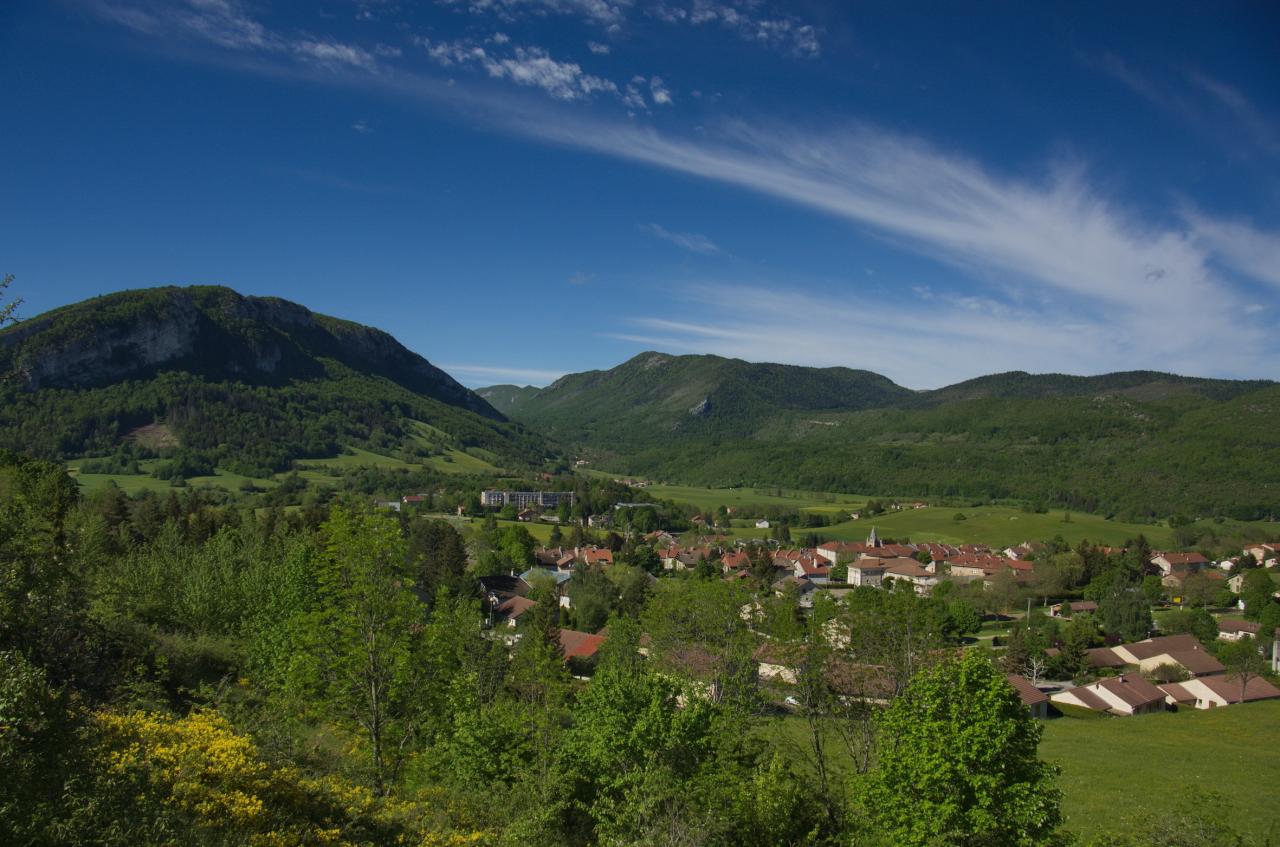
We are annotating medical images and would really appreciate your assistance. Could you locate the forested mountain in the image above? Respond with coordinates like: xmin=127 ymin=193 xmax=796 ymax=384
xmin=0 ymin=286 xmax=550 ymax=475
xmin=475 ymin=383 xmax=544 ymax=413
xmin=504 ymin=351 xmax=912 ymax=444
xmin=498 ymin=353 xmax=1279 ymax=521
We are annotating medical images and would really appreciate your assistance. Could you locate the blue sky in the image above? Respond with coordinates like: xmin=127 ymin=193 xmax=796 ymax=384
xmin=3 ymin=1 xmax=1278 ymax=388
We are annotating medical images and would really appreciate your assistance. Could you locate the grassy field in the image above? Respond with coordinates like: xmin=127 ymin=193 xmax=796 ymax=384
xmin=298 ymin=447 xmax=414 ymax=469
xmin=67 ymin=464 xmax=278 ymax=495
xmin=819 ymin=506 xmax=1178 ymax=548
xmin=1040 ymin=700 xmax=1280 ymax=840
xmin=424 ymin=514 xmax=560 ymax=545
xmin=422 ymin=448 xmax=501 ymax=475
xmin=297 ymin=445 xmax=500 ymax=476
xmin=625 ymin=479 xmax=1279 ymax=549
xmin=641 ymin=482 xmax=869 ymax=514
xmin=765 ymin=700 xmax=1280 ymax=841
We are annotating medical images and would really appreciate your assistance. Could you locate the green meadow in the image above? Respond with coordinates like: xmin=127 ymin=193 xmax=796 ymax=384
xmin=818 ymin=506 xmax=1174 ymax=548
xmin=641 ymin=482 xmax=869 ymax=514
xmin=67 ymin=464 xmax=278 ymax=495
xmin=766 ymin=700 xmax=1280 ymax=842
xmin=629 ymin=480 xmax=1277 ymax=549
xmin=1040 ymin=700 xmax=1280 ymax=840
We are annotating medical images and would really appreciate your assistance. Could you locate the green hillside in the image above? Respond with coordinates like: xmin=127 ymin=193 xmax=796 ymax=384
xmin=475 ymin=383 xmax=544 ymax=414
xmin=515 ymin=351 xmax=911 ymax=444
xmin=513 ymin=353 xmax=1279 ymax=521
xmin=0 ymin=286 xmax=551 ymax=477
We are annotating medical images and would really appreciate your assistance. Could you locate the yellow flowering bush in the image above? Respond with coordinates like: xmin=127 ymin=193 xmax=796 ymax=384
xmin=91 ymin=709 xmax=492 ymax=847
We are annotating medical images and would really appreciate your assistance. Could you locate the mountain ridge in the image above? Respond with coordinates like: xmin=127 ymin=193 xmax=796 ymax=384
xmin=1 ymin=285 xmax=500 ymax=419
xmin=481 ymin=351 xmax=1279 ymax=520
xmin=0 ymin=286 xmax=547 ymax=475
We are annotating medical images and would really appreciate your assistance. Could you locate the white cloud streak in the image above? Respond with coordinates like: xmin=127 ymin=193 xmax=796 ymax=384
xmin=1089 ymin=54 xmax=1280 ymax=160
xmin=437 ymin=0 xmax=632 ymax=28
xmin=440 ymin=363 xmax=566 ymax=386
xmin=1185 ymin=212 xmax=1280 ymax=291
xmin=640 ymin=222 xmax=721 ymax=254
xmin=650 ymin=1 xmax=820 ymax=58
xmin=419 ymin=38 xmax=618 ymax=101
xmin=87 ymin=0 xmax=1280 ymax=382
xmin=94 ymin=0 xmax=379 ymax=69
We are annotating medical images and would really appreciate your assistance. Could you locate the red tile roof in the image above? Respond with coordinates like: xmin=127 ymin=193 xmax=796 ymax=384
xmin=557 ymin=629 xmax=606 ymax=661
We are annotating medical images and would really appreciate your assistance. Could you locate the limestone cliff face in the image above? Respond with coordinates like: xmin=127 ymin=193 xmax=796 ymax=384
xmin=0 ymin=286 xmax=502 ymax=420
xmin=5 ymin=292 xmax=203 ymax=390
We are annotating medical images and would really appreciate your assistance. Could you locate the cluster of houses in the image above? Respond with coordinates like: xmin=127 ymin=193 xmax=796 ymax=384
xmin=653 ymin=529 xmax=1046 ymax=598
xmin=472 ymin=528 xmax=1280 ymax=718
xmin=1048 ymin=632 xmax=1280 ymax=715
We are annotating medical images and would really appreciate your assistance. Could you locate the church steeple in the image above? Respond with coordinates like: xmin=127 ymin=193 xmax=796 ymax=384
xmin=868 ymin=526 xmax=880 ymax=548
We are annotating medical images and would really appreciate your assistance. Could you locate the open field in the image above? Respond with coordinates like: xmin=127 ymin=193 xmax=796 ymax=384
xmin=298 ymin=446 xmax=415 ymax=469
xmin=634 ymin=482 xmax=869 ymax=514
xmin=422 ymin=448 xmax=501 ymax=475
xmin=623 ymin=479 xmax=1279 ymax=549
xmin=621 ymin=480 xmax=1186 ymax=547
xmin=766 ymin=700 xmax=1280 ymax=841
xmin=67 ymin=464 xmax=278 ymax=495
xmin=1041 ymin=700 xmax=1280 ymax=840
xmin=298 ymin=444 xmax=500 ymax=476
xmin=604 ymin=478 xmax=1274 ymax=550
xmin=427 ymin=514 xmax=560 ymax=544
xmin=818 ymin=507 xmax=1179 ymax=548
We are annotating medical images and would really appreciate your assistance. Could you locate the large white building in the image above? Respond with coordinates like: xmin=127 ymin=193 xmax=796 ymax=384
xmin=480 ymin=490 xmax=575 ymax=509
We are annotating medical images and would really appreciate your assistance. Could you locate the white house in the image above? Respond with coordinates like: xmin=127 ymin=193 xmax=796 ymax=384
xmin=1158 ymin=674 xmax=1280 ymax=709
xmin=1050 ymin=673 xmax=1166 ymax=716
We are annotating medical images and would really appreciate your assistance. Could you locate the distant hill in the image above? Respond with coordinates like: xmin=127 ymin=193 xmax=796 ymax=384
xmin=0 ymin=286 xmax=548 ymax=476
xmin=505 ymin=352 xmax=1279 ymax=521
xmin=915 ymin=370 xmax=1273 ymax=406
xmin=513 ymin=351 xmax=912 ymax=445
xmin=476 ymin=384 xmax=544 ymax=414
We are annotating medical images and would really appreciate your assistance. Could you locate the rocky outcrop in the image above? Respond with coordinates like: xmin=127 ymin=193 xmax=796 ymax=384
xmin=7 ymin=293 xmax=202 ymax=391
xmin=0 ymin=286 xmax=503 ymax=420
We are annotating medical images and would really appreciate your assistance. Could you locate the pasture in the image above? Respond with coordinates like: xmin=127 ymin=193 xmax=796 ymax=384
xmin=1040 ymin=699 xmax=1280 ymax=840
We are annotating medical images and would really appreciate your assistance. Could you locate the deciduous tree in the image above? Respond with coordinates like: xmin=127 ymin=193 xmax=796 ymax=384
xmin=862 ymin=650 xmax=1061 ymax=846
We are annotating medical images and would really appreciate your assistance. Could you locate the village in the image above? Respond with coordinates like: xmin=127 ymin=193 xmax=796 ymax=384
xmin=421 ymin=488 xmax=1280 ymax=722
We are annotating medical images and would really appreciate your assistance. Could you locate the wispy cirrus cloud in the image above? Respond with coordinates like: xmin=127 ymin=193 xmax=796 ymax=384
xmin=440 ymin=363 xmax=566 ymax=386
xmin=607 ymin=277 xmax=1269 ymax=389
xmin=93 ymin=0 xmax=378 ymax=69
xmin=84 ymin=0 xmax=1280 ymax=382
xmin=435 ymin=0 xmax=821 ymax=57
xmin=649 ymin=1 xmax=820 ymax=58
xmin=418 ymin=37 xmax=618 ymax=101
xmin=1088 ymin=54 xmax=1280 ymax=159
xmin=640 ymin=222 xmax=721 ymax=254
xmin=437 ymin=0 xmax=632 ymax=29
xmin=1184 ymin=211 xmax=1280 ymax=291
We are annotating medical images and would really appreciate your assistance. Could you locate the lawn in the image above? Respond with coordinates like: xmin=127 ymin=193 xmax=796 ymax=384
xmin=1040 ymin=700 xmax=1280 ymax=840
